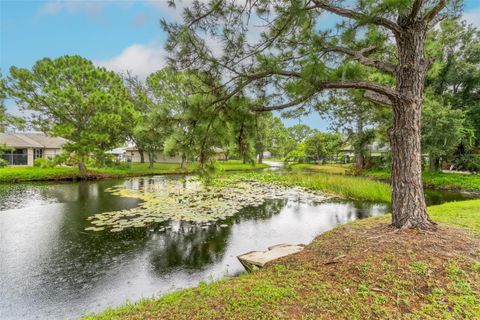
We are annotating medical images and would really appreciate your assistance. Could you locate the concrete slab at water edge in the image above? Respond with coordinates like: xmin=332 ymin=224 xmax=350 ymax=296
xmin=237 ymin=244 xmax=304 ymax=272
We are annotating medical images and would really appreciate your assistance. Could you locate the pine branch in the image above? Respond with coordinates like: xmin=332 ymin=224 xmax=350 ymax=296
xmin=312 ymin=0 xmax=401 ymax=34
xmin=323 ymin=45 xmax=396 ymax=74
xmin=364 ymin=90 xmax=392 ymax=105
xmin=256 ymin=80 xmax=398 ymax=112
xmin=409 ymin=0 xmax=425 ymax=20
xmin=423 ymin=0 xmax=447 ymax=24
xmin=255 ymin=92 xmax=316 ymax=111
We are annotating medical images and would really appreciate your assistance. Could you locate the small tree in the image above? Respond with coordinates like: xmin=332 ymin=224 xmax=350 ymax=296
xmin=305 ymin=132 xmax=344 ymax=163
xmin=7 ymin=56 xmax=134 ymax=171
xmin=147 ymin=68 xmax=225 ymax=169
xmin=421 ymin=93 xmax=466 ymax=171
xmin=122 ymin=72 xmax=152 ymax=164
xmin=323 ymin=91 xmax=389 ymax=173
xmin=426 ymin=19 xmax=480 ymax=144
xmin=0 ymin=71 xmax=24 ymax=132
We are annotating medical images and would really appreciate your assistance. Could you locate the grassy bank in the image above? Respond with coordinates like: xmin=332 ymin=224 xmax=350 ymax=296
xmin=86 ymin=200 xmax=480 ymax=320
xmin=286 ymin=164 xmax=480 ymax=193
xmin=365 ymin=169 xmax=480 ymax=193
xmin=288 ymin=163 xmax=351 ymax=175
xmin=0 ymin=161 xmax=268 ymax=183
xmin=235 ymin=172 xmax=391 ymax=203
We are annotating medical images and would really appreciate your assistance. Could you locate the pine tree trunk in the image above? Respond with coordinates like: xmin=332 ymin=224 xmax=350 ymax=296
xmin=78 ymin=162 xmax=87 ymax=173
xmin=428 ymin=154 xmax=440 ymax=172
xmin=390 ymin=21 xmax=436 ymax=230
xmin=258 ymin=150 xmax=264 ymax=164
xmin=355 ymin=152 xmax=364 ymax=175
xmin=180 ymin=154 xmax=188 ymax=169
xmin=148 ymin=151 xmax=154 ymax=169
xmin=354 ymin=116 xmax=365 ymax=174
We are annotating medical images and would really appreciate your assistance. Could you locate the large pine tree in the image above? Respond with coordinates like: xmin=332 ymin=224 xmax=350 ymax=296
xmin=163 ymin=0 xmax=462 ymax=230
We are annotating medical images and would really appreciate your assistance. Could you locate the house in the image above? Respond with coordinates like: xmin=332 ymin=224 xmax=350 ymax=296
xmin=106 ymin=147 xmax=127 ymax=161
xmin=124 ymin=147 xmax=182 ymax=163
xmin=213 ymin=147 xmax=227 ymax=161
xmin=338 ymin=141 xmax=390 ymax=162
xmin=262 ymin=150 xmax=272 ymax=159
xmin=125 ymin=146 xmax=228 ymax=163
xmin=0 ymin=133 xmax=67 ymax=166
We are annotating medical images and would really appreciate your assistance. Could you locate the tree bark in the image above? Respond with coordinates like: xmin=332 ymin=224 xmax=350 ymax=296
xmin=428 ymin=154 xmax=440 ymax=172
xmin=78 ymin=162 xmax=87 ymax=173
xmin=180 ymin=154 xmax=188 ymax=169
xmin=139 ymin=149 xmax=145 ymax=163
xmin=355 ymin=152 xmax=364 ymax=175
xmin=354 ymin=116 xmax=365 ymax=174
xmin=258 ymin=150 xmax=264 ymax=164
xmin=148 ymin=151 xmax=154 ymax=169
xmin=390 ymin=21 xmax=436 ymax=230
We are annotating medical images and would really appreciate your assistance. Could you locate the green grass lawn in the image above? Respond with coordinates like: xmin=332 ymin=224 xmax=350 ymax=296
xmin=85 ymin=200 xmax=480 ymax=320
xmin=365 ymin=169 xmax=480 ymax=192
xmin=288 ymin=163 xmax=352 ymax=175
xmin=0 ymin=161 xmax=268 ymax=183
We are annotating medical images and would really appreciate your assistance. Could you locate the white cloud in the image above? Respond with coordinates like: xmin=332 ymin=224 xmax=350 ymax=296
xmin=463 ymin=8 xmax=480 ymax=29
xmin=94 ymin=43 xmax=166 ymax=79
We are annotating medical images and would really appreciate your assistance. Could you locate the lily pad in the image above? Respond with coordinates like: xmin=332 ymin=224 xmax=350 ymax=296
xmin=85 ymin=176 xmax=329 ymax=233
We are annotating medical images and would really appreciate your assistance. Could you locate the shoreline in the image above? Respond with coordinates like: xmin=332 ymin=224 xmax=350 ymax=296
xmin=0 ymin=162 xmax=269 ymax=184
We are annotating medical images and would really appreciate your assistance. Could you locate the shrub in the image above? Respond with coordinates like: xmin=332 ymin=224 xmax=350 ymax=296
xmin=367 ymin=154 xmax=391 ymax=170
xmin=34 ymin=158 xmax=56 ymax=168
xmin=51 ymin=153 xmax=70 ymax=166
xmin=0 ymin=159 xmax=8 ymax=168
xmin=452 ymin=154 xmax=480 ymax=173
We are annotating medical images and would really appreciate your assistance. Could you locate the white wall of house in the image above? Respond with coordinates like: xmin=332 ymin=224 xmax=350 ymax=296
xmin=128 ymin=150 xmax=182 ymax=163
xmin=43 ymin=148 xmax=62 ymax=158
xmin=27 ymin=148 xmax=34 ymax=166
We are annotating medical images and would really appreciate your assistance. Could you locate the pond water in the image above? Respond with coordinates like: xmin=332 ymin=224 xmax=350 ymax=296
xmin=0 ymin=175 xmax=475 ymax=320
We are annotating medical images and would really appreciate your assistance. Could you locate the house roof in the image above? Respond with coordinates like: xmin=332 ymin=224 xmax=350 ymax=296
xmin=212 ymin=147 xmax=225 ymax=153
xmin=0 ymin=133 xmax=67 ymax=149
xmin=106 ymin=147 xmax=126 ymax=155
xmin=339 ymin=141 xmax=390 ymax=153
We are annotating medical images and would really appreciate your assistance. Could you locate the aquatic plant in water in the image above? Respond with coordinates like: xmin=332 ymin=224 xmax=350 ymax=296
xmin=85 ymin=176 xmax=329 ymax=232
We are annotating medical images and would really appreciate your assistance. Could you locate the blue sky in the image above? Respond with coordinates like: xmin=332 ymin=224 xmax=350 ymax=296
xmin=1 ymin=0 xmax=480 ymax=130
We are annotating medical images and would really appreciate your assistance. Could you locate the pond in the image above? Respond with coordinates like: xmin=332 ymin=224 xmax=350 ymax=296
xmin=0 ymin=174 xmax=475 ymax=320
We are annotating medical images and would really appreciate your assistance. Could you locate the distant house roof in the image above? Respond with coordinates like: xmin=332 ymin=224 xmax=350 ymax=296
xmin=339 ymin=141 xmax=390 ymax=153
xmin=0 ymin=133 xmax=67 ymax=149
xmin=106 ymin=147 xmax=126 ymax=155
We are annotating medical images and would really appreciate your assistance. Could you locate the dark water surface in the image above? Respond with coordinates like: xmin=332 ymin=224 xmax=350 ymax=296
xmin=0 ymin=176 xmax=474 ymax=319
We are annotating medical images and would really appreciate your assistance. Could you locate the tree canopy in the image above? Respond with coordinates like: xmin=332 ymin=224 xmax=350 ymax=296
xmin=161 ymin=0 xmax=462 ymax=230
xmin=7 ymin=56 xmax=134 ymax=171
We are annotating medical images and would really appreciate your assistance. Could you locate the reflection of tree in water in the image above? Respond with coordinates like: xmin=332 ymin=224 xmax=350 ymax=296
xmin=229 ymin=199 xmax=287 ymax=224
xmin=147 ymin=199 xmax=287 ymax=272
xmin=424 ymin=189 xmax=475 ymax=206
xmin=148 ymin=222 xmax=230 ymax=271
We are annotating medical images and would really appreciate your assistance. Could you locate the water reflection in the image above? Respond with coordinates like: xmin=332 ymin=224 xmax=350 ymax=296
xmin=0 ymin=176 xmax=475 ymax=320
